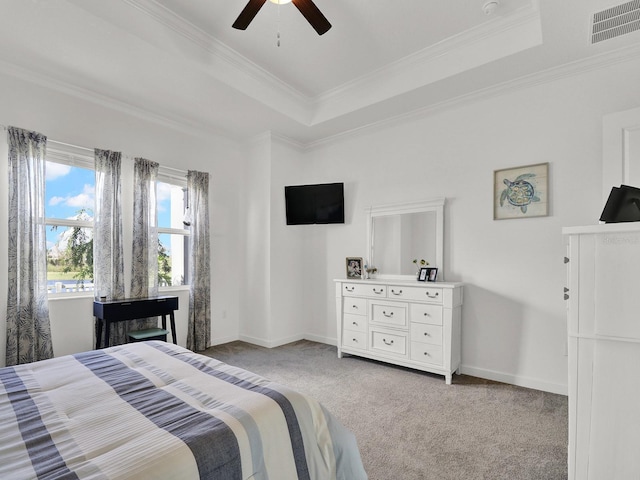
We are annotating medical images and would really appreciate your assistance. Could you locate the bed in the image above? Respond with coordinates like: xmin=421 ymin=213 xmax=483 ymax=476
xmin=0 ymin=341 xmax=368 ymax=480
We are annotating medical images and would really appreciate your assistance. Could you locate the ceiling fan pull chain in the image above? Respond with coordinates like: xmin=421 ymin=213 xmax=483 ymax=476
xmin=277 ymin=1 xmax=281 ymax=47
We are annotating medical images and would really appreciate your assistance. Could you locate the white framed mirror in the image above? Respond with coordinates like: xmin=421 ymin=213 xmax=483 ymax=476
xmin=366 ymin=198 xmax=445 ymax=280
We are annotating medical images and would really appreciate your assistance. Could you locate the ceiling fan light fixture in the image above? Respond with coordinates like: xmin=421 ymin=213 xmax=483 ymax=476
xmin=269 ymin=0 xmax=292 ymax=4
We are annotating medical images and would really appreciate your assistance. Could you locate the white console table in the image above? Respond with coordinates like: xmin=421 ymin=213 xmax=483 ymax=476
xmin=334 ymin=279 xmax=463 ymax=384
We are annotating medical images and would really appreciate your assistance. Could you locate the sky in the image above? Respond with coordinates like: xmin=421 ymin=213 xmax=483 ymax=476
xmin=45 ymin=162 xmax=176 ymax=250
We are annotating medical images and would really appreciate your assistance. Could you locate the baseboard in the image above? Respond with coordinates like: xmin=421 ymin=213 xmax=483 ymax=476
xmin=238 ymin=333 xmax=306 ymax=349
xmin=303 ymin=333 xmax=336 ymax=346
xmin=210 ymin=334 xmax=239 ymax=346
xmin=460 ymin=365 xmax=568 ymax=396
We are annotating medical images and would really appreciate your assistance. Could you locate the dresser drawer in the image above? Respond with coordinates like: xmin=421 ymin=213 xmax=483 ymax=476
xmin=370 ymin=302 xmax=408 ymax=328
xmin=410 ymin=323 xmax=442 ymax=346
xmin=342 ymin=283 xmax=387 ymax=298
xmin=343 ymin=330 xmax=367 ymax=349
xmin=410 ymin=304 xmax=443 ymax=325
xmin=371 ymin=329 xmax=407 ymax=356
xmin=344 ymin=313 xmax=367 ymax=332
xmin=410 ymin=342 xmax=443 ymax=365
xmin=343 ymin=297 xmax=367 ymax=315
xmin=386 ymin=286 xmax=443 ymax=304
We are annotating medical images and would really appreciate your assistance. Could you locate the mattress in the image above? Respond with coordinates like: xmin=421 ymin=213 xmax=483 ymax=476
xmin=0 ymin=341 xmax=367 ymax=479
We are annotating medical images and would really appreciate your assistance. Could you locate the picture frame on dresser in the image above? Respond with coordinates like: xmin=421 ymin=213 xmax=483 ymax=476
xmin=426 ymin=267 xmax=438 ymax=282
xmin=418 ymin=268 xmax=428 ymax=281
xmin=346 ymin=257 xmax=363 ymax=279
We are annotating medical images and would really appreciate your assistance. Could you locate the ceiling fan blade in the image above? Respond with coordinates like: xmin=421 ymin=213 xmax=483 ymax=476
xmin=291 ymin=0 xmax=331 ymax=35
xmin=232 ymin=0 xmax=268 ymax=30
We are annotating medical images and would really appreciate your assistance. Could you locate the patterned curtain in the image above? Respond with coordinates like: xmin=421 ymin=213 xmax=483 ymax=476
xmin=130 ymin=158 xmax=159 ymax=332
xmin=94 ymin=149 xmax=126 ymax=346
xmin=5 ymin=126 xmax=54 ymax=365
xmin=186 ymin=170 xmax=211 ymax=351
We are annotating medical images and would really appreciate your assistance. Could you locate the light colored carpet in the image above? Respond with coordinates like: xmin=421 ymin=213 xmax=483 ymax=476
xmin=204 ymin=340 xmax=568 ymax=480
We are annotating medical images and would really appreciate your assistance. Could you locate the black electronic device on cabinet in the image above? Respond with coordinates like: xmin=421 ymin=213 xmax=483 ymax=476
xmin=600 ymin=185 xmax=640 ymax=223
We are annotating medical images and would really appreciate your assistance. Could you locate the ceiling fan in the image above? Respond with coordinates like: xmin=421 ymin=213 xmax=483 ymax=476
xmin=232 ymin=0 xmax=332 ymax=36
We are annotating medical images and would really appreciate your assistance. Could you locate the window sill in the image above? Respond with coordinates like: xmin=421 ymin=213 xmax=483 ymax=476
xmin=48 ymin=285 xmax=190 ymax=301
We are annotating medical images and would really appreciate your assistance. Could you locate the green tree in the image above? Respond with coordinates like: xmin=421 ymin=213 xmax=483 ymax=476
xmin=158 ymin=239 xmax=172 ymax=286
xmin=62 ymin=228 xmax=93 ymax=287
xmin=49 ymin=208 xmax=94 ymax=288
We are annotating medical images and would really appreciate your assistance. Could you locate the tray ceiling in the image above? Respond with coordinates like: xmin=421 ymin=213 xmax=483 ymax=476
xmin=0 ymin=0 xmax=639 ymax=145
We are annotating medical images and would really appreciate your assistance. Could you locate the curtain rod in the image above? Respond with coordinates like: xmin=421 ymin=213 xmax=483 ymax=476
xmin=0 ymin=124 xmax=188 ymax=176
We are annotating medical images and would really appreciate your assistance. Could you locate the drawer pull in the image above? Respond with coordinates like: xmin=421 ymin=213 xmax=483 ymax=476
xmin=373 ymin=288 xmax=384 ymax=294
xmin=352 ymin=304 xmax=359 ymax=309
xmin=423 ymin=351 xmax=430 ymax=357
xmin=423 ymin=332 xmax=430 ymax=337
xmin=156 ymin=299 xmax=166 ymax=302
xmin=352 ymin=321 xmax=359 ymax=326
xmin=382 ymin=311 xmax=394 ymax=317
xmin=345 ymin=286 xmax=354 ymax=292
xmin=391 ymin=289 xmax=403 ymax=296
xmin=383 ymin=338 xmax=394 ymax=346
xmin=121 ymin=302 xmax=132 ymax=306
xmin=426 ymin=292 xmax=439 ymax=298
xmin=352 ymin=338 xmax=358 ymax=343
xmin=423 ymin=312 xmax=430 ymax=317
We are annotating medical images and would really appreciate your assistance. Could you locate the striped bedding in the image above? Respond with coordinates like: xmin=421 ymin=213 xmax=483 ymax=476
xmin=0 ymin=341 xmax=368 ymax=480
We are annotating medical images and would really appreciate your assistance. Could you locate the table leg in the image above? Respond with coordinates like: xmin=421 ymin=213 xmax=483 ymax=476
xmin=170 ymin=312 xmax=177 ymax=344
xmin=96 ymin=318 xmax=103 ymax=350
xmin=104 ymin=320 xmax=111 ymax=348
xmin=161 ymin=314 xmax=167 ymax=331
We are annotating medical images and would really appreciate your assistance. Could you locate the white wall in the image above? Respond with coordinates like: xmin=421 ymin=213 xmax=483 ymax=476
xmin=0 ymin=72 xmax=245 ymax=365
xmin=240 ymin=134 xmax=307 ymax=347
xmin=270 ymin=138 xmax=307 ymax=344
xmin=291 ymin=58 xmax=640 ymax=394
xmin=241 ymin=135 xmax=272 ymax=344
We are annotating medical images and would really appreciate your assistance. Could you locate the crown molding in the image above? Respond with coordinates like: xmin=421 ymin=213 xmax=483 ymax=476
xmin=246 ymin=130 xmax=305 ymax=151
xmin=303 ymin=43 xmax=640 ymax=150
xmin=121 ymin=0 xmax=313 ymax=116
xmin=314 ymin=4 xmax=542 ymax=106
xmin=0 ymin=59 xmax=241 ymax=146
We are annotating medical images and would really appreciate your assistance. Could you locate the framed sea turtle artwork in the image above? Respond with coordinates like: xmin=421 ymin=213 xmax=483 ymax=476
xmin=494 ymin=162 xmax=549 ymax=220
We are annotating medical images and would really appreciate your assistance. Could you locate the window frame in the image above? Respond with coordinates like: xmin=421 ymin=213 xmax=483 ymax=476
xmin=156 ymin=168 xmax=191 ymax=290
xmin=45 ymin=146 xmax=96 ymax=297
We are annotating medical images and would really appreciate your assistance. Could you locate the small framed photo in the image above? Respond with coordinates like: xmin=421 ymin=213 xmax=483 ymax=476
xmin=346 ymin=257 xmax=363 ymax=279
xmin=418 ymin=267 xmax=429 ymax=282
xmin=426 ymin=267 xmax=438 ymax=282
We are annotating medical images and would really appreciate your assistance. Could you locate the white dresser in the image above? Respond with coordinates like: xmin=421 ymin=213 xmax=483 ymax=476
xmin=334 ymin=279 xmax=463 ymax=384
xmin=564 ymin=224 xmax=640 ymax=479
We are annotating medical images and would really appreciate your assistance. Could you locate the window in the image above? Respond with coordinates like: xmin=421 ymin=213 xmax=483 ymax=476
xmin=45 ymin=149 xmax=95 ymax=294
xmin=157 ymin=172 xmax=190 ymax=287
xmin=43 ymin=146 xmax=189 ymax=295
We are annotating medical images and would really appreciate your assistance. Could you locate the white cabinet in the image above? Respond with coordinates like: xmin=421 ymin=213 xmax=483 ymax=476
xmin=564 ymin=224 xmax=640 ymax=480
xmin=334 ymin=279 xmax=463 ymax=384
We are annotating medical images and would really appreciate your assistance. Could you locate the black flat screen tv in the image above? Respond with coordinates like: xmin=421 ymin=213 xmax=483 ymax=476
xmin=285 ymin=182 xmax=344 ymax=225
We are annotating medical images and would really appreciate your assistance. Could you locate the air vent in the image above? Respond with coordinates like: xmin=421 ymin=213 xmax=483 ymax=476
xmin=591 ymin=0 xmax=640 ymax=44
